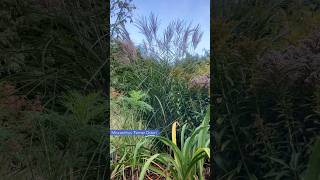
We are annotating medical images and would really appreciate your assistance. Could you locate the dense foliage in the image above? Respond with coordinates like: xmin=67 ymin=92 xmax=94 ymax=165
xmin=0 ymin=0 xmax=108 ymax=179
xmin=213 ymin=0 xmax=320 ymax=179
xmin=110 ymin=39 xmax=210 ymax=179
xmin=109 ymin=1 xmax=210 ymax=179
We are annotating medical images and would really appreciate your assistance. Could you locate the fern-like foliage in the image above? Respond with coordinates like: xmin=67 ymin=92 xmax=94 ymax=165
xmin=62 ymin=91 xmax=106 ymax=125
xmin=121 ymin=90 xmax=153 ymax=113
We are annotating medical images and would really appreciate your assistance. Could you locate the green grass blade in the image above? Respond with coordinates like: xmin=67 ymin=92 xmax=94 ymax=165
xmin=139 ymin=154 xmax=160 ymax=180
xmin=305 ymin=138 xmax=320 ymax=180
xmin=181 ymin=124 xmax=187 ymax=148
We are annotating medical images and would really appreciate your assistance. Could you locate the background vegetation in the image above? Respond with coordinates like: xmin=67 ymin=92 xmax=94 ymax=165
xmin=213 ymin=0 xmax=320 ymax=179
xmin=0 ymin=0 xmax=108 ymax=179
xmin=110 ymin=0 xmax=210 ymax=179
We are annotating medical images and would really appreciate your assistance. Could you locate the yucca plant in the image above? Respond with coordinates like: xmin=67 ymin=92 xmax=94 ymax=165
xmin=136 ymin=108 xmax=210 ymax=180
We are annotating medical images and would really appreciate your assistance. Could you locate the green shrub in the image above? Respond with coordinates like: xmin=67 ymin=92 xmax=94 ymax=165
xmin=213 ymin=1 xmax=320 ymax=179
xmin=136 ymin=108 xmax=210 ymax=180
xmin=0 ymin=91 xmax=107 ymax=179
xmin=111 ymin=57 xmax=209 ymax=132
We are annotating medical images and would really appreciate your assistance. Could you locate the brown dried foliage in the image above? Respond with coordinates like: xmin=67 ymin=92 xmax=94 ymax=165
xmin=0 ymin=82 xmax=43 ymax=112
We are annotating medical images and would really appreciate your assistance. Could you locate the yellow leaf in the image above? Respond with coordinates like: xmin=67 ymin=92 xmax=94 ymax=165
xmin=172 ymin=121 xmax=179 ymax=145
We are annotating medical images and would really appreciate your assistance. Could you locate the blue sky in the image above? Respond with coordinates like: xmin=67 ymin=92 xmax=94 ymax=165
xmin=125 ymin=0 xmax=210 ymax=55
